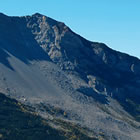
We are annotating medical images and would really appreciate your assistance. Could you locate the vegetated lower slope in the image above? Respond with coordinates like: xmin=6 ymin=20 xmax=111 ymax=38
xmin=0 ymin=12 xmax=140 ymax=140
xmin=0 ymin=93 xmax=98 ymax=140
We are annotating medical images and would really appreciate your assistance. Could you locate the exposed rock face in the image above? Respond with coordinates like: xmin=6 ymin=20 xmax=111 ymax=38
xmin=27 ymin=13 xmax=140 ymax=108
xmin=0 ymin=13 xmax=140 ymax=140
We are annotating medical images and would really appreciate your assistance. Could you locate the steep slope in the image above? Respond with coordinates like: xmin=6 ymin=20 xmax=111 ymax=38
xmin=0 ymin=13 xmax=140 ymax=140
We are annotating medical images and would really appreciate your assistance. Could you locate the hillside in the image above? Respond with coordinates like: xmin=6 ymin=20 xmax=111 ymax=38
xmin=0 ymin=13 xmax=140 ymax=139
xmin=0 ymin=92 xmax=98 ymax=140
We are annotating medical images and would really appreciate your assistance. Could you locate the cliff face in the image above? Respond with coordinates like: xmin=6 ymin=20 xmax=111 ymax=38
xmin=0 ymin=13 xmax=140 ymax=140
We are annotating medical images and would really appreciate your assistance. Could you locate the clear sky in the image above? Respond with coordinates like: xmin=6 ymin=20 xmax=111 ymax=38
xmin=0 ymin=0 xmax=140 ymax=58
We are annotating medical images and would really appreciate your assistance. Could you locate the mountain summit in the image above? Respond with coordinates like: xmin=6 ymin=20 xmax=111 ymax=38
xmin=0 ymin=13 xmax=140 ymax=140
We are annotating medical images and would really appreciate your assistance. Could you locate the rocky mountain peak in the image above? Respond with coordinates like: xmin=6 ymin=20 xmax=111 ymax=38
xmin=32 ymin=12 xmax=43 ymax=17
xmin=0 ymin=12 xmax=6 ymax=17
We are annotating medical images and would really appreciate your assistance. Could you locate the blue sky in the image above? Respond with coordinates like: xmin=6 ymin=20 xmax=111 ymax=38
xmin=0 ymin=0 xmax=140 ymax=58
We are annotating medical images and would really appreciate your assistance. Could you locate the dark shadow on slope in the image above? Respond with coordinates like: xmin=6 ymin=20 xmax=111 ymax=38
xmin=113 ymin=87 xmax=140 ymax=122
xmin=77 ymin=87 xmax=109 ymax=104
xmin=0 ymin=15 xmax=50 ymax=70
xmin=120 ymin=99 xmax=140 ymax=122
xmin=0 ymin=48 xmax=14 ymax=70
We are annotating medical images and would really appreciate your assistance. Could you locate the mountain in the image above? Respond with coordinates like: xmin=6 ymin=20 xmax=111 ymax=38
xmin=0 ymin=12 xmax=140 ymax=140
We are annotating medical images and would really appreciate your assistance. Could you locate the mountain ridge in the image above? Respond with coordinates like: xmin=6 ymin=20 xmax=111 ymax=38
xmin=1 ymin=12 xmax=139 ymax=59
xmin=0 ymin=12 xmax=140 ymax=140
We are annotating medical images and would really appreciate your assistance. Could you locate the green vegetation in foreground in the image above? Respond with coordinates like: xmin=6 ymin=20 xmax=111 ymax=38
xmin=0 ymin=93 xmax=99 ymax=140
